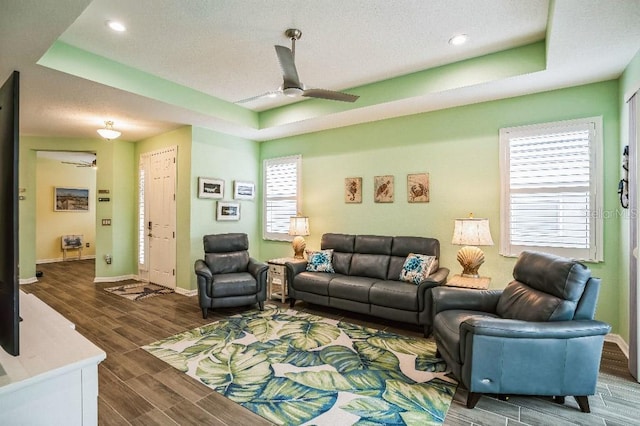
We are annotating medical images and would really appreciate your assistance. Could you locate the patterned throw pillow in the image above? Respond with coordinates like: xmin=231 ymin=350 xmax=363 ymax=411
xmin=306 ymin=249 xmax=336 ymax=273
xmin=399 ymin=253 xmax=437 ymax=284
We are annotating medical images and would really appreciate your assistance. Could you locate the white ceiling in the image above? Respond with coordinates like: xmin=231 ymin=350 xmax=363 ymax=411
xmin=2 ymin=0 xmax=640 ymax=142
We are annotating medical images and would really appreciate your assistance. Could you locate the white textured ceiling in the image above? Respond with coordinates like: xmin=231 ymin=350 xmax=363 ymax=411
xmin=2 ymin=0 xmax=640 ymax=142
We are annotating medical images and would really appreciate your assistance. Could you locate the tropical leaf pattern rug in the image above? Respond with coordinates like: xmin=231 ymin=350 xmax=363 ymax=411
xmin=143 ymin=306 xmax=456 ymax=425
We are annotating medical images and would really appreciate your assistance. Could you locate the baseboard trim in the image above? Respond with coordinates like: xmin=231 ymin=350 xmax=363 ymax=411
xmin=19 ymin=277 xmax=38 ymax=285
xmin=37 ymin=255 xmax=97 ymax=264
xmin=605 ymin=333 xmax=630 ymax=359
xmin=94 ymin=274 xmax=137 ymax=284
xmin=175 ymin=287 xmax=197 ymax=297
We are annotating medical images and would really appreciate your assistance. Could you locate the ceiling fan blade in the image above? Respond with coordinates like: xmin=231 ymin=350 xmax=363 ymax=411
xmin=302 ymin=88 xmax=359 ymax=103
xmin=235 ymin=91 xmax=280 ymax=104
xmin=275 ymin=45 xmax=302 ymax=89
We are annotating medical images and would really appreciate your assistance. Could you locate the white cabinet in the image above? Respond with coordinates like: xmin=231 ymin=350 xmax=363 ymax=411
xmin=0 ymin=292 xmax=106 ymax=425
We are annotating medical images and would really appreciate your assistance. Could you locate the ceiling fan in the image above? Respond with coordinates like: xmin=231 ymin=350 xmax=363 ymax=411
xmin=62 ymin=159 xmax=97 ymax=168
xmin=237 ymin=29 xmax=359 ymax=104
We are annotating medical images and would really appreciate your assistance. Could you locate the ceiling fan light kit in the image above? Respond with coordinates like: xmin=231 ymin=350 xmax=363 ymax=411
xmin=97 ymin=120 xmax=121 ymax=140
xmin=237 ymin=28 xmax=359 ymax=104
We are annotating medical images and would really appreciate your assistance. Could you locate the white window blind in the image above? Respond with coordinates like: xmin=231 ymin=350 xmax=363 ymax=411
xmin=499 ymin=117 xmax=603 ymax=261
xmin=263 ymin=155 xmax=301 ymax=240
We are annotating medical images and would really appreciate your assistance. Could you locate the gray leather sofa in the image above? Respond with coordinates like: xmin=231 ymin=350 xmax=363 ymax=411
xmin=286 ymin=233 xmax=449 ymax=336
xmin=194 ymin=233 xmax=268 ymax=318
xmin=431 ymin=250 xmax=611 ymax=412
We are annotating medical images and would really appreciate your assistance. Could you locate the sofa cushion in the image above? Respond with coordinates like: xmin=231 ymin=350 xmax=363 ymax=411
xmin=306 ymin=249 xmax=335 ymax=273
xmin=496 ymin=251 xmax=592 ymax=322
xmin=512 ymin=250 xmax=590 ymax=301
xmin=434 ymin=310 xmax=500 ymax=364
xmin=292 ymin=272 xmax=334 ymax=296
xmin=496 ymin=281 xmax=577 ymax=321
xmin=355 ymin=235 xmax=393 ymax=255
xmin=399 ymin=254 xmax=437 ymax=284
xmin=210 ymin=272 xmax=257 ymax=297
xmin=328 ymin=276 xmax=377 ymax=303
xmin=350 ymin=253 xmax=390 ymax=280
xmin=321 ymin=233 xmax=355 ymax=275
xmin=370 ymin=280 xmax=419 ymax=310
xmin=205 ymin=251 xmax=249 ymax=274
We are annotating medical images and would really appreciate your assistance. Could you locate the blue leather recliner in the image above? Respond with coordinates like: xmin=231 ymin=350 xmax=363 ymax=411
xmin=431 ymin=250 xmax=611 ymax=412
xmin=194 ymin=233 xmax=268 ymax=318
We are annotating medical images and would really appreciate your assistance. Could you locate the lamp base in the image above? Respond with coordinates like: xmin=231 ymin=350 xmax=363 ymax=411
xmin=292 ymin=236 xmax=306 ymax=259
xmin=456 ymin=245 xmax=485 ymax=278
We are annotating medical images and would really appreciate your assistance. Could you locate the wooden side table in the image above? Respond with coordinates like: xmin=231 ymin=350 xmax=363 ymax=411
xmin=268 ymin=257 xmax=303 ymax=303
xmin=446 ymin=274 xmax=491 ymax=289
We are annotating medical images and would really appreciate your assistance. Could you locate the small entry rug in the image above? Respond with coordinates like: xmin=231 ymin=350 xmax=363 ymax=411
xmin=104 ymin=282 xmax=173 ymax=301
xmin=143 ymin=306 xmax=456 ymax=425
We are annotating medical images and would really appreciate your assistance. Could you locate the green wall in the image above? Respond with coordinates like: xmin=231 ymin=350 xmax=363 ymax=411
xmin=19 ymin=136 xmax=135 ymax=280
xmin=135 ymin=126 xmax=193 ymax=291
xmin=134 ymin=126 xmax=261 ymax=292
xmin=189 ymin=127 xmax=261 ymax=290
xmin=259 ymin=80 xmax=621 ymax=331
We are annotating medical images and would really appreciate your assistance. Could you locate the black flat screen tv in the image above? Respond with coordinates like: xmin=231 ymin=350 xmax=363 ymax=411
xmin=0 ymin=70 xmax=20 ymax=356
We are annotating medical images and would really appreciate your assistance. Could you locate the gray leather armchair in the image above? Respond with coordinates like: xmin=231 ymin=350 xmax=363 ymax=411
xmin=432 ymin=251 xmax=611 ymax=412
xmin=194 ymin=233 xmax=268 ymax=318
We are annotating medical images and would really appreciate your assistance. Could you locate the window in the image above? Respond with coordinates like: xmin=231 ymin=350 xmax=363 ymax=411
xmin=138 ymin=166 xmax=145 ymax=265
xmin=263 ymin=155 xmax=302 ymax=241
xmin=499 ymin=117 xmax=603 ymax=261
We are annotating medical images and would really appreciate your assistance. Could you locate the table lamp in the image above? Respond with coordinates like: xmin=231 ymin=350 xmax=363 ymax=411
xmin=451 ymin=214 xmax=494 ymax=278
xmin=289 ymin=215 xmax=310 ymax=259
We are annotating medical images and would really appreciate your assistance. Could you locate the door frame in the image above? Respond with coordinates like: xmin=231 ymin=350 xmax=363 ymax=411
xmin=138 ymin=146 xmax=177 ymax=288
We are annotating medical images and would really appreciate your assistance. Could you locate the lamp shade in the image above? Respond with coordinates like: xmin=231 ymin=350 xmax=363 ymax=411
xmin=289 ymin=216 xmax=309 ymax=236
xmin=452 ymin=218 xmax=493 ymax=246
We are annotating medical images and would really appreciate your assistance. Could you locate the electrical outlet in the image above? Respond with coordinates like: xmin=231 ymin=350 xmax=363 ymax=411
xmin=86 ymin=242 xmax=90 ymax=248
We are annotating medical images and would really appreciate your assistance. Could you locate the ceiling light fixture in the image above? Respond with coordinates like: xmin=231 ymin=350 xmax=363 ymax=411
xmin=106 ymin=20 xmax=126 ymax=32
xmin=448 ymin=34 xmax=468 ymax=46
xmin=97 ymin=121 xmax=121 ymax=140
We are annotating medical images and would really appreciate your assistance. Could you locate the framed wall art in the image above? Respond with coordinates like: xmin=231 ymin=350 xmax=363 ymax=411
xmin=234 ymin=180 xmax=255 ymax=200
xmin=54 ymin=187 xmax=89 ymax=211
xmin=407 ymin=173 xmax=430 ymax=203
xmin=198 ymin=177 xmax=224 ymax=199
xmin=217 ymin=201 xmax=240 ymax=221
xmin=344 ymin=177 xmax=362 ymax=203
xmin=374 ymin=175 xmax=394 ymax=203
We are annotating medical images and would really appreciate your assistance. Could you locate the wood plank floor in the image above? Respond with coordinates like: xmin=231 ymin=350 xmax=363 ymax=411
xmin=21 ymin=260 xmax=640 ymax=425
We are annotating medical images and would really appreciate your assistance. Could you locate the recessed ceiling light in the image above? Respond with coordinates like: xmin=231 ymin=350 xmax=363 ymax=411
xmin=449 ymin=34 xmax=468 ymax=46
xmin=106 ymin=20 xmax=126 ymax=32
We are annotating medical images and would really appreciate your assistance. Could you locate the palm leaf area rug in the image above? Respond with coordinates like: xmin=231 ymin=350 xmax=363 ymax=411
xmin=143 ymin=306 xmax=457 ymax=425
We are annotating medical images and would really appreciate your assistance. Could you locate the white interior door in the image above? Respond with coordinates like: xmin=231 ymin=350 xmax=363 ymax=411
xmin=141 ymin=147 xmax=177 ymax=289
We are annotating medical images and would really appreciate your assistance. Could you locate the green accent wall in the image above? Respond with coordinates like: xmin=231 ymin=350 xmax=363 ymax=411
xmin=259 ymin=80 xmax=621 ymax=331
xmin=190 ymin=127 xmax=261 ymax=290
